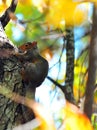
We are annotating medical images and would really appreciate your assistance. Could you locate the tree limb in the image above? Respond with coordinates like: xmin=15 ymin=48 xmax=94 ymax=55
xmin=0 ymin=0 xmax=18 ymax=28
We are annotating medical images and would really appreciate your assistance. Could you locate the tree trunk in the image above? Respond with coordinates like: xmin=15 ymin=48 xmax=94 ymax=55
xmin=0 ymin=24 xmax=34 ymax=130
xmin=84 ymin=5 xmax=97 ymax=119
xmin=0 ymin=56 xmax=24 ymax=130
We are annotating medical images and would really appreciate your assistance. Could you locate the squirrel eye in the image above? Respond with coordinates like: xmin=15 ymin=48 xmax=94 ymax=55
xmin=25 ymin=44 xmax=28 ymax=47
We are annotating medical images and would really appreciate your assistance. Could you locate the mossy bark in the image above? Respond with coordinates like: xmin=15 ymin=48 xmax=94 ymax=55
xmin=63 ymin=27 xmax=75 ymax=103
xmin=0 ymin=56 xmax=34 ymax=130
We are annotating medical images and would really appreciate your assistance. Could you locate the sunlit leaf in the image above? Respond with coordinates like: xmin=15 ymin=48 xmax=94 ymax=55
xmin=74 ymin=65 xmax=87 ymax=74
xmin=73 ymin=0 xmax=97 ymax=7
xmin=62 ymin=101 xmax=93 ymax=130
xmin=41 ymin=48 xmax=53 ymax=61
xmin=0 ymin=4 xmax=7 ymax=13
xmin=0 ymin=0 xmax=12 ymax=14
xmin=73 ymin=0 xmax=97 ymax=3
xmin=2 ymin=0 xmax=6 ymax=4
xmin=19 ymin=0 xmax=32 ymax=5
xmin=45 ymin=0 xmax=89 ymax=28
xmin=32 ymin=0 xmax=48 ymax=12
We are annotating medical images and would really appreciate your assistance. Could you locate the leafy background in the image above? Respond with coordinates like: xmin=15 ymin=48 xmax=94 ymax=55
xmin=0 ymin=0 xmax=97 ymax=129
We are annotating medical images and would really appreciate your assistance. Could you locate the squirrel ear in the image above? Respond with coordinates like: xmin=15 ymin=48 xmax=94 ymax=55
xmin=32 ymin=41 xmax=37 ymax=47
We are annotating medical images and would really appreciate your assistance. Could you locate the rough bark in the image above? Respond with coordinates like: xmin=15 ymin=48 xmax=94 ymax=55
xmin=0 ymin=56 xmax=24 ymax=130
xmin=0 ymin=43 xmax=34 ymax=130
xmin=0 ymin=1 xmax=34 ymax=129
xmin=0 ymin=39 xmax=35 ymax=130
xmin=62 ymin=27 xmax=75 ymax=103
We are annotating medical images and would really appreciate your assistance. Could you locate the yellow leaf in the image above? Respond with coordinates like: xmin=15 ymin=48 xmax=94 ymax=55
xmin=41 ymin=48 xmax=53 ymax=61
xmin=74 ymin=65 xmax=87 ymax=74
xmin=2 ymin=0 xmax=6 ymax=4
xmin=45 ymin=0 xmax=89 ymax=28
xmin=0 ymin=4 xmax=7 ymax=13
xmin=32 ymin=0 xmax=48 ymax=12
xmin=74 ymin=0 xmax=97 ymax=7
xmin=0 ymin=0 xmax=13 ymax=14
xmin=62 ymin=101 xmax=93 ymax=130
xmin=19 ymin=0 xmax=32 ymax=5
xmin=73 ymin=0 xmax=97 ymax=3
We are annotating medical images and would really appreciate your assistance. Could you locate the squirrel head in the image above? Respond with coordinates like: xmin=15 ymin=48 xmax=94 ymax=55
xmin=19 ymin=41 xmax=37 ymax=52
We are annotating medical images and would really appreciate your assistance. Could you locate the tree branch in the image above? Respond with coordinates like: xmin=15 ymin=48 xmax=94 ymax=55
xmin=47 ymin=76 xmax=63 ymax=89
xmin=0 ymin=0 xmax=18 ymax=28
xmin=63 ymin=28 xmax=75 ymax=103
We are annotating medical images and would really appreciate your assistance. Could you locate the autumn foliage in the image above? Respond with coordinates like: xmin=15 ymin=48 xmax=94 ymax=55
xmin=33 ymin=101 xmax=93 ymax=130
xmin=62 ymin=101 xmax=93 ymax=130
xmin=0 ymin=0 xmax=96 ymax=130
